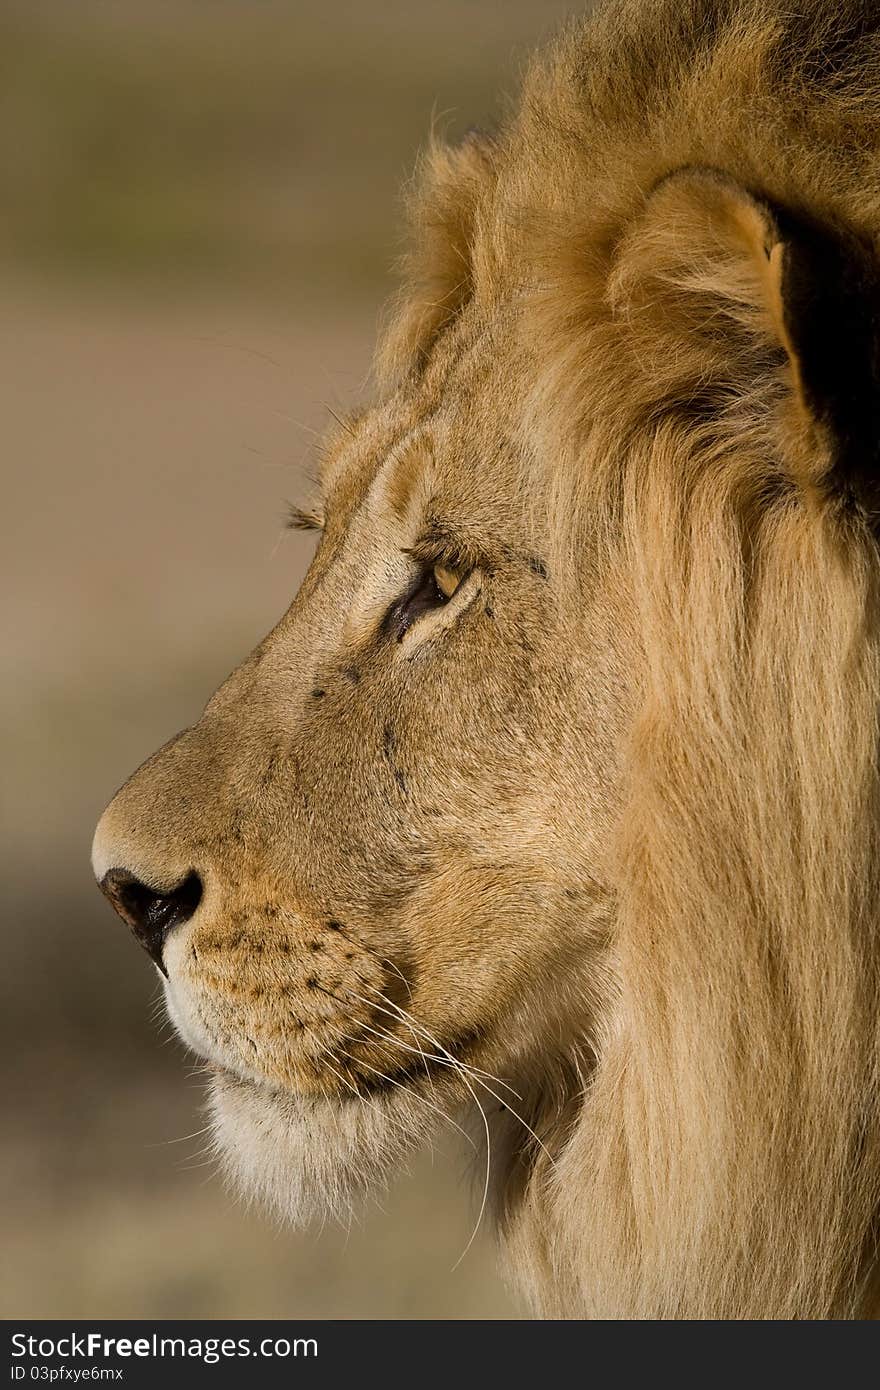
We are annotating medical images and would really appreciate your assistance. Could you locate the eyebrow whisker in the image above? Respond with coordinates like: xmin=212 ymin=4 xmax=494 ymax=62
xmin=286 ymin=502 xmax=325 ymax=533
xmin=324 ymin=405 xmax=358 ymax=439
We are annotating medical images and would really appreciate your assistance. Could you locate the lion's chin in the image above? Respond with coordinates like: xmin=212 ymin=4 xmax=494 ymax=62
xmin=207 ymin=1069 xmax=430 ymax=1228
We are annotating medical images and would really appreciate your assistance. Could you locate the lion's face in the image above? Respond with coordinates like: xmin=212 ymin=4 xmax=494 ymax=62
xmin=92 ymin=302 xmax=628 ymax=1221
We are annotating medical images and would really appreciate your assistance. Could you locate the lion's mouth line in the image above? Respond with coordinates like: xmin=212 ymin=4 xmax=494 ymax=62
xmin=196 ymin=1008 xmax=486 ymax=1102
xmin=328 ymin=1023 xmax=487 ymax=1099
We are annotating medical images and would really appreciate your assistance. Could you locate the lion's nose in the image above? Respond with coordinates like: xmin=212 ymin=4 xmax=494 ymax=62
xmin=99 ymin=868 xmax=203 ymax=976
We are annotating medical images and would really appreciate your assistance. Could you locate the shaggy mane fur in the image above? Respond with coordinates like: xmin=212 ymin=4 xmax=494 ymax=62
xmin=384 ymin=0 xmax=880 ymax=1318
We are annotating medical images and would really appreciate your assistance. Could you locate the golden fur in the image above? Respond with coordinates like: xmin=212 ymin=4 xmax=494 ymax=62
xmin=94 ymin=0 xmax=880 ymax=1317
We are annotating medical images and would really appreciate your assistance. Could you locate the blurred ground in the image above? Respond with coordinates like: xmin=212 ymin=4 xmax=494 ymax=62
xmin=2 ymin=0 xmax=577 ymax=1319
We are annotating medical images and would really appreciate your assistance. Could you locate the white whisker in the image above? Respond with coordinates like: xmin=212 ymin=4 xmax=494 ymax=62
xmin=337 ymin=1048 xmax=476 ymax=1150
xmin=351 ymin=986 xmax=554 ymax=1167
xmin=146 ymin=1123 xmax=214 ymax=1148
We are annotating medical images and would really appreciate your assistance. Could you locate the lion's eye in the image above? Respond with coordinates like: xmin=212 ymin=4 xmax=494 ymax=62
xmin=388 ymin=561 xmax=467 ymax=640
xmin=433 ymin=563 xmax=461 ymax=599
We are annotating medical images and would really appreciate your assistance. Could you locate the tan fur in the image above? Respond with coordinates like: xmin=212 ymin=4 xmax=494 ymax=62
xmin=94 ymin=0 xmax=880 ymax=1318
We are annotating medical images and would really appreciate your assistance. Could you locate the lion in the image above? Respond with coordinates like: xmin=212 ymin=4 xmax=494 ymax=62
xmin=92 ymin=0 xmax=880 ymax=1318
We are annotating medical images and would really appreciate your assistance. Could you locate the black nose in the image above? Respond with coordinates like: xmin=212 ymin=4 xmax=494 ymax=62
xmin=100 ymin=868 xmax=202 ymax=976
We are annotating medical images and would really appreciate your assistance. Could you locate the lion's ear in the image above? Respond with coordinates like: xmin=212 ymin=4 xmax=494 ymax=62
xmin=377 ymin=130 xmax=497 ymax=385
xmin=610 ymin=167 xmax=880 ymax=518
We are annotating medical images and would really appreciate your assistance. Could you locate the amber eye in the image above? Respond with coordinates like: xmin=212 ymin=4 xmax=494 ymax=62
xmin=433 ymin=563 xmax=461 ymax=599
xmin=387 ymin=561 xmax=467 ymax=640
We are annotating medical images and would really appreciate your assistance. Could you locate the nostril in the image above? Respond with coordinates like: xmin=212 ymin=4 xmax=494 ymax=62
xmin=100 ymin=868 xmax=203 ymax=976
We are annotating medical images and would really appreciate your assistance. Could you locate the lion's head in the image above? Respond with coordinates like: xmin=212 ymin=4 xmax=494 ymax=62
xmin=93 ymin=0 xmax=880 ymax=1318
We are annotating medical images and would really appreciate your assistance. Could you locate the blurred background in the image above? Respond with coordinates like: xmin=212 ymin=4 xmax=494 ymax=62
xmin=2 ymin=0 xmax=578 ymax=1319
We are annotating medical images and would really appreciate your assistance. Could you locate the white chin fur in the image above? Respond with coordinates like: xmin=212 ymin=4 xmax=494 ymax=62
xmin=207 ymin=1070 xmax=430 ymax=1227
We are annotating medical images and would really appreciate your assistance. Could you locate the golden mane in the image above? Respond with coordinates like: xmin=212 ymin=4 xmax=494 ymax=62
xmin=384 ymin=0 xmax=880 ymax=1317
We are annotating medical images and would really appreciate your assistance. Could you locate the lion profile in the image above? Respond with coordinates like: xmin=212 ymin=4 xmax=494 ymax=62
xmin=93 ymin=0 xmax=880 ymax=1318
